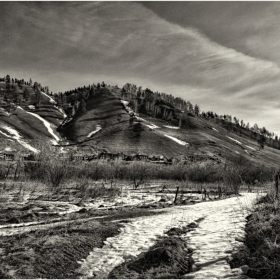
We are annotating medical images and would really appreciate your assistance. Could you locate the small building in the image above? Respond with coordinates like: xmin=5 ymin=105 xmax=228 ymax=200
xmin=72 ymin=153 xmax=85 ymax=161
xmin=4 ymin=152 xmax=15 ymax=161
xmin=166 ymin=158 xmax=173 ymax=165
xmin=59 ymin=153 xmax=71 ymax=160
xmin=87 ymin=153 xmax=99 ymax=161
xmin=125 ymin=154 xmax=136 ymax=161
xmin=112 ymin=153 xmax=125 ymax=160
xmin=148 ymin=155 xmax=156 ymax=161
xmin=98 ymin=152 xmax=108 ymax=160
xmin=137 ymin=154 xmax=148 ymax=161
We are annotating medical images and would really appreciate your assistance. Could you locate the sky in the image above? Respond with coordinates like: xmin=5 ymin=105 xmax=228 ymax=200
xmin=1 ymin=2 xmax=280 ymax=135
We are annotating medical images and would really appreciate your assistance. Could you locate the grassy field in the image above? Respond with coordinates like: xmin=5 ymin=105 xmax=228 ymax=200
xmin=0 ymin=147 xmax=277 ymax=279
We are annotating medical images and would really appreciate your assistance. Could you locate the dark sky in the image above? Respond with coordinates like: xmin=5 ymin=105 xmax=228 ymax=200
xmin=1 ymin=2 xmax=280 ymax=135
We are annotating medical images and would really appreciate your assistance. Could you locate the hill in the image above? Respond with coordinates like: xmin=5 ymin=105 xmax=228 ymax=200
xmin=0 ymin=77 xmax=65 ymax=153
xmin=58 ymin=85 xmax=280 ymax=167
xmin=1 ymin=75 xmax=280 ymax=167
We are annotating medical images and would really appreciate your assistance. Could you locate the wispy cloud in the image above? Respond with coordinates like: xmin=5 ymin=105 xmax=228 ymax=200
xmin=1 ymin=2 xmax=280 ymax=134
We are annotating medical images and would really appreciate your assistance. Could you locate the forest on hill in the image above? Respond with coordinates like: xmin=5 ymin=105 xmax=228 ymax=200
xmin=0 ymin=74 xmax=279 ymax=151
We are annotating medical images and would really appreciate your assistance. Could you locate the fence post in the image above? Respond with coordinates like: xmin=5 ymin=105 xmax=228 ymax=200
xmin=275 ymin=171 xmax=279 ymax=200
xmin=174 ymin=187 xmax=179 ymax=204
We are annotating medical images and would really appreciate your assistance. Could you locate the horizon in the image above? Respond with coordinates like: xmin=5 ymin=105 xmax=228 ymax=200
xmin=1 ymin=2 xmax=280 ymax=135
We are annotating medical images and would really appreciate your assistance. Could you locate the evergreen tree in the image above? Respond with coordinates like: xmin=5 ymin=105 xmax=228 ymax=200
xmin=80 ymin=98 xmax=87 ymax=113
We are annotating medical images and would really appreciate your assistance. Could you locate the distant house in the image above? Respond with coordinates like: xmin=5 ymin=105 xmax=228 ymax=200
xmin=72 ymin=153 xmax=85 ymax=161
xmin=137 ymin=154 xmax=148 ymax=161
xmin=112 ymin=153 xmax=125 ymax=160
xmin=148 ymin=155 xmax=156 ymax=161
xmin=125 ymin=154 xmax=136 ymax=161
xmin=166 ymin=158 xmax=173 ymax=165
xmin=98 ymin=152 xmax=109 ymax=160
xmin=87 ymin=154 xmax=99 ymax=161
xmin=20 ymin=153 xmax=35 ymax=161
xmin=59 ymin=153 xmax=71 ymax=160
xmin=4 ymin=152 xmax=15 ymax=161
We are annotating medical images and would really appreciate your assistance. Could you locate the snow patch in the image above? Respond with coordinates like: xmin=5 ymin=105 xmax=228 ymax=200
xmin=245 ymin=145 xmax=256 ymax=151
xmin=77 ymin=193 xmax=259 ymax=279
xmin=120 ymin=100 xmax=129 ymax=106
xmin=0 ymin=126 xmax=39 ymax=153
xmin=164 ymin=125 xmax=180 ymax=129
xmin=145 ymin=123 xmax=159 ymax=130
xmin=164 ymin=134 xmax=189 ymax=146
xmin=226 ymin=136 xmax=242 ymax=145
xmin=28 ymin=105 xmax=35 ymax=110
xmin=87 ymin=125 xmax=102 ymax=138
xmin=18 ymin=107 xmax=60 ymax=143
xmin=41 ymin=91 xmax=56 ymax=104
xmin=212 ymin=127 xmax=218 ymax=132
xmin=58 ymin=108 xmax=67 ymax=118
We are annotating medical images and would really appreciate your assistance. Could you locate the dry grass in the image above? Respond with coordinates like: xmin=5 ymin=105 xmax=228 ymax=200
xmin=229 ymin=188 xmax=280 ymax=278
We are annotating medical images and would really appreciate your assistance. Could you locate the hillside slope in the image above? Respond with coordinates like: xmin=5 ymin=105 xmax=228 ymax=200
xmin=59 ymin=86 xmax=280 ymax=166
xmin=0 ymin=81 xmax=65 ymax=152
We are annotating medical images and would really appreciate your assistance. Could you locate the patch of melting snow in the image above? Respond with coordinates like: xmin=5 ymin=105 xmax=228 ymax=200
xmin=212 ymin=127 xmax=218 ymax=132
xmin=120 ymin=100 xmax=134 ymax=115
xmin=245 ymin=145 xmax=256 ymax=151
xmin=76 ymin=193 xmax=259 ymax=279
xmin=0 ymin=126 xmax=39 ymax=153
xmin=226 ymin=136 xmax=242 ymax=145
xmin=164 ymin=134 xmax=189 ymax=146
xmin=87 ymin=125 xmax=102 ymax=138
xmin=0 ymin=202 xmax=82 ymax=236
xmin=84 ymin=191 xmax=176 ymax=209
xmin=235 ymin=151 xmax=240 ymax=154
xmin=120 ymin=100 xmax=129 ymax=106
xmin=41 ymin=91 xmax=56 ymax=104
xmin=58 ymin=108 xmax=67 ymax=118
xmin=18 ymin=107 xmax=60 ymax=143
xmin=145 ymin=123 xmax=159 ymax=130
xmin=164 ymin=125 xmax=180 ymax=129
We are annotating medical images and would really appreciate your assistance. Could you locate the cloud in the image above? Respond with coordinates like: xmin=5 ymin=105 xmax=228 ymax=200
xmin=1 ymin=2 xmax=280 ymax=134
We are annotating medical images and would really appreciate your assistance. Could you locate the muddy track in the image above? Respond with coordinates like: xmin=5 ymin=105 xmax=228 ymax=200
xmin=77 ymin=193 xmax=261 ymax=279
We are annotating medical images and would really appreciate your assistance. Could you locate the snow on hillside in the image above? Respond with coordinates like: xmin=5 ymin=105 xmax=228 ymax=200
xmin=145 ymin=123 xmax=159 ymax=130
xmin=226 ymin=136 xmax=242 ymax=145
xmin=120 ymin=100 xmax=134 ymax=114
xmin=40 ymin=91 xmax=67 ymax=119
xmin=0 ymin=126 xmax=39 ymax=153
xmin=41 ymin=91 xmax=56 ymax=104
xmin=18 ymin=107 xmax=60 ymax=143
xmin=164 ymin=125 xmax=180 ymax=129
xmin=87 ymin=125 xmax=102 ymax=137
xmin=164 ymin=134 xmax=189 ymax=146
xmin=212 ymin=127 xmax=218 ymax=132
xmin=58 ymin=108 xmax=67 ymax=118
xmin=120 ymin=100 xmax=129 ymax=106
xmin=245 ymin=145 xmax=256 ymax=151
